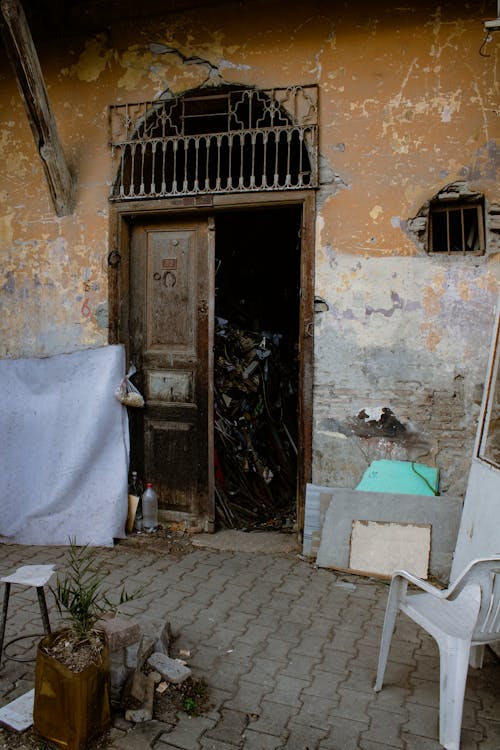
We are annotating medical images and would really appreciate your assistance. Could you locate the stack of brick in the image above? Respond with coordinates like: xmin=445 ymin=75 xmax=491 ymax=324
xmin=97 ymin=614 xmax=142 ymax=704
xmin=98 ymin=614 xmax=192 ymax=722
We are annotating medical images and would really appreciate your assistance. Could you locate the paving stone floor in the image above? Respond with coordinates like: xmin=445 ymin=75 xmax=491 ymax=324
xmin=0 ymin=535 xmax=498 ymax=749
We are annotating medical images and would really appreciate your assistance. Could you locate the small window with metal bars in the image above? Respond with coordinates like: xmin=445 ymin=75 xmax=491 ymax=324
xmin=428 ymin=198 xmax=485 ymax=255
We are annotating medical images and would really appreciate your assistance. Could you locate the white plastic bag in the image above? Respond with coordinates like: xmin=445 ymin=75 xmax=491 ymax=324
xmin=115 ymin=365 xmax=144 ymax=408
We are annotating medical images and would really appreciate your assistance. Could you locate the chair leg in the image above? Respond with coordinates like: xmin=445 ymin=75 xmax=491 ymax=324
xmin=469 ymin=645 xmax=484 ymax=669
xmin=438 ymin=637 xmax=470 ymax=750
xmin=374 ymin=581 xmax=402 ymax=691
xmin=0 ymin=583 xmax=11 ymax=665
xmin=36 ymin=587 xmax=51 ymax=635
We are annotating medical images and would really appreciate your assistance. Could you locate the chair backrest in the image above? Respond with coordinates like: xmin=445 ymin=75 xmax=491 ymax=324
xmin=448 ymin=556 xmax=500 ymax=640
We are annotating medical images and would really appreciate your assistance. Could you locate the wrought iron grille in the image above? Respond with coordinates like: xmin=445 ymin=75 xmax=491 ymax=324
xmin=109 ymin=85 xmax=318 ymax=200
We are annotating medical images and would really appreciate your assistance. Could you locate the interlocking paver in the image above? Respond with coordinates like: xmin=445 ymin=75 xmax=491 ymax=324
xmin=403 ymin=700 xmax=440 ymax=738
xmin=0 ymin=539 xmax=498 ymax=750
xmin=235 ymin=624 xmax=276 ymax=647
xmin=328 ymin=627 xmax=362 ymax=653
xmin=477 ymin=717 xmax=500 ymax=749
xmin=204 ymin=708 xmax=249 ymax=745
xmin=247 ymin=698 xmax=295 ymax=736
xmin=319 ymin=716 xmax=369 ymax=750
xmin=330 ymin=686 xmax=373 ymax=722
xmin=294 ymin=694 xmax=339 ymax=731
xmin=290 ymin=634 xmax=325 ymax=658
xmin=240 ymin=728 xmax=285 ymax=749
xmin=243 ymin=657 xmax=285 ymax=685
xmin=266 ymin=674 xmax=310 ymax=707
xmin=370 ymin=683 xmax=410 ymax=715
xmin=318 ymin=646 xmax=351 ymax=674
xmin=305 ymin=616 xmax=337 ymax=638
xmin=223 ymin=677 xmax=273 ymax=713
xmin=158 ymin=713 xmax=217 ymax=750
xmin=281 ymin=721 xmax=327 ymax=749
xmin=281 ymin=653 xmax=320 ymax=680
xmin=259 ymin=637 xmax=295 ymax=661
xmin=111 ymin=721 xmax=168 ymax=749
xmin=362 ymin=706 xmax=407 ymax=747
xmin=302 ymin=668 xmax=344 ymax=698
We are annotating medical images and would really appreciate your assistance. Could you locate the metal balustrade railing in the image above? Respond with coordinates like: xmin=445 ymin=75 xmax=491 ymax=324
xmin=109 ymin=86 xmax=318 ymax=199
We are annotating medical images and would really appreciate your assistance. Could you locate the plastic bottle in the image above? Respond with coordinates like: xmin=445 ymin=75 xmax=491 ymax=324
xmin=142 ymin=483 xmax=158 ymax=532
xmin=130 ymin=471 xmax=143 ymax=532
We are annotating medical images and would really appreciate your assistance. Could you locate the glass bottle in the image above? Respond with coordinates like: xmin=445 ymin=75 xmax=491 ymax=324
xmin=130 ymin=471 xmax=143 ymax=532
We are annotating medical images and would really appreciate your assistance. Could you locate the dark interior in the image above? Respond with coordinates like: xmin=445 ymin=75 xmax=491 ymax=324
xmin=213 ymin=205 xmax=301 ymax=530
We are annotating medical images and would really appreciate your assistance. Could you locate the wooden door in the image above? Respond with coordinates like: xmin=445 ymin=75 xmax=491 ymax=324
xmin=128 ymin=217 xmax=214 ymax=529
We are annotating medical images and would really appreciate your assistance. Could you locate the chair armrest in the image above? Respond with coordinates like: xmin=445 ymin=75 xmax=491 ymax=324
xmin=391 ymin=570 xmax=448 ymax=598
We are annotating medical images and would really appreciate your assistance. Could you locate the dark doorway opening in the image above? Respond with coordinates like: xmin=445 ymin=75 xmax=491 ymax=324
xmin=214 ymin=205 xmax=302 ymax=531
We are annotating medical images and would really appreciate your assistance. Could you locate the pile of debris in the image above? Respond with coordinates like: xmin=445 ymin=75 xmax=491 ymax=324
xmin=213 ymin=317 xmax=298 ymax=530
xmin=102 ymin=615 xmax=209 ymax=722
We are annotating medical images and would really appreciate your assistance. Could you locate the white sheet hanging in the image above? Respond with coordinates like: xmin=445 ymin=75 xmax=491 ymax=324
xmin=0 ymin=345 xmax=129 ymax=546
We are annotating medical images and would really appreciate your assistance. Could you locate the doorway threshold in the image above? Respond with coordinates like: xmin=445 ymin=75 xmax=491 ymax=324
xmin=191 ymin=529 xmax=300 ymax=555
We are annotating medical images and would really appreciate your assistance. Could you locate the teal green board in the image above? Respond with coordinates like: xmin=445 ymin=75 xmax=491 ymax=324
xmin=355 ymin=459 xmax=439 ymax=496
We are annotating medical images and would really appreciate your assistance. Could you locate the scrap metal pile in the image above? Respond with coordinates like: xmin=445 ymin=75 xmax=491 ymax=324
xmin=214 ymin=317 xmax=298 ymax=530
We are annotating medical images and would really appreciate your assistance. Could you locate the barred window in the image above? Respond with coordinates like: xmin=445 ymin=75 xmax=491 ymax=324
xmin=429 ymin=198 xmax=485 ymax=255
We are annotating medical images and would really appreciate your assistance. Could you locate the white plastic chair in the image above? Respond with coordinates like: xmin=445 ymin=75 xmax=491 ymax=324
xmin=374 ymin=556 xmax=500 ymax=750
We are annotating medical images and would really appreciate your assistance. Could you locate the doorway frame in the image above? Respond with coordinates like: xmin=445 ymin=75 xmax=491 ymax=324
xmin=108 ymin=190 xmax=315 ymax=538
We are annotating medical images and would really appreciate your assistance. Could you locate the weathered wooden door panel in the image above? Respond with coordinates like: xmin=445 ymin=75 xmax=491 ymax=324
xmin=129 ymin=218 xmax=213 ymax=527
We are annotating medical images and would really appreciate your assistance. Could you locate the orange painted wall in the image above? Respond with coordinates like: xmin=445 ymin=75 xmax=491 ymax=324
xmin=0 ymin=0 xmax=498 ymax=492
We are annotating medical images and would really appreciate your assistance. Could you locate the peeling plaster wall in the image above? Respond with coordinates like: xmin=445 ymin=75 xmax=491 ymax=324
xmin=0 ymin=0 xmax=499 ymax=495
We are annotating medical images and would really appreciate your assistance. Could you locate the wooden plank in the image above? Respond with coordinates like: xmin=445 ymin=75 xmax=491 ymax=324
xmin=0 ymin=0 xmax=74 ymax=216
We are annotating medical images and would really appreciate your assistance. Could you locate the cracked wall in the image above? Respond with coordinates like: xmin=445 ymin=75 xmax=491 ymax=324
xmin=0 ymin=0 xmax=499 ymax=494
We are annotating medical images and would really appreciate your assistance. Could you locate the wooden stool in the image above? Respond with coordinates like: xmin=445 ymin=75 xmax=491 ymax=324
xmin=0 ymin=564 xmax=56 ymax=664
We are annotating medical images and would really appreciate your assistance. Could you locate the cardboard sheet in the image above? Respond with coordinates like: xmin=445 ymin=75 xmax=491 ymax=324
xmin=0 ymin=345 xmax=129 ymax=546
xmin=349 ymin=520 xmax=431 ymax=578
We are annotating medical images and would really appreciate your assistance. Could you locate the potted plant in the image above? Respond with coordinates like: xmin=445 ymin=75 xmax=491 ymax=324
xmin=33 ymin=540 xmax=135 ymax=750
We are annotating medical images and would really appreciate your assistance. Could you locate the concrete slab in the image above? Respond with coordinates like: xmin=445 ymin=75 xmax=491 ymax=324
xmin=316 ymin=489 xmax=463 ymax=580
xmin=191 ymin=530 xmax=299 ymax=555
xmin=0 ymin=689 xmax=34 ymax=731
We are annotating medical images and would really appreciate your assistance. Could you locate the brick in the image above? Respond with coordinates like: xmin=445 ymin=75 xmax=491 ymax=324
xmin=97 ymin=614 xmax=141 ymax=652
xmin=147 ymin=652 xmax=191 ymax=684
xmin=109 ymin=664 xmax=129 ymax=691
xmin=122 ymin=669 xmax=147 ymax=709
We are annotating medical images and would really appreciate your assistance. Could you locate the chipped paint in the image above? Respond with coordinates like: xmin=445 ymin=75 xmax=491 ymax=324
xmin=0 ymin=213 xmax=13 ymax=246
xmin=0 ymin=0 xmax=498 ymax=498
xmin=65 ymin=34 xmax=113 ymax=83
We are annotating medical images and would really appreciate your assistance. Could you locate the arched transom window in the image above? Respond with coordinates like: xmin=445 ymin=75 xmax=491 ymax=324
xmin=109 ymin=84 xmax=318 ymax=200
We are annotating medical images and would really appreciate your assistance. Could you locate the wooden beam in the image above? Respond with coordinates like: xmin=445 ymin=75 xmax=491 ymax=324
xmin=0 ymin=0 xmax=75 ymax=216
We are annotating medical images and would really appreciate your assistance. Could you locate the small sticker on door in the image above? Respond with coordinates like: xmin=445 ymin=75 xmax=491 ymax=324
xmin=162 ymin=258 xmax=177 ymax=270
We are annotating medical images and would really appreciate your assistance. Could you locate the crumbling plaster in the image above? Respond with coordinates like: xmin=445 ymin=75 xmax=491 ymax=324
xmin=0 ymin=0 xmax=499 ymax=494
